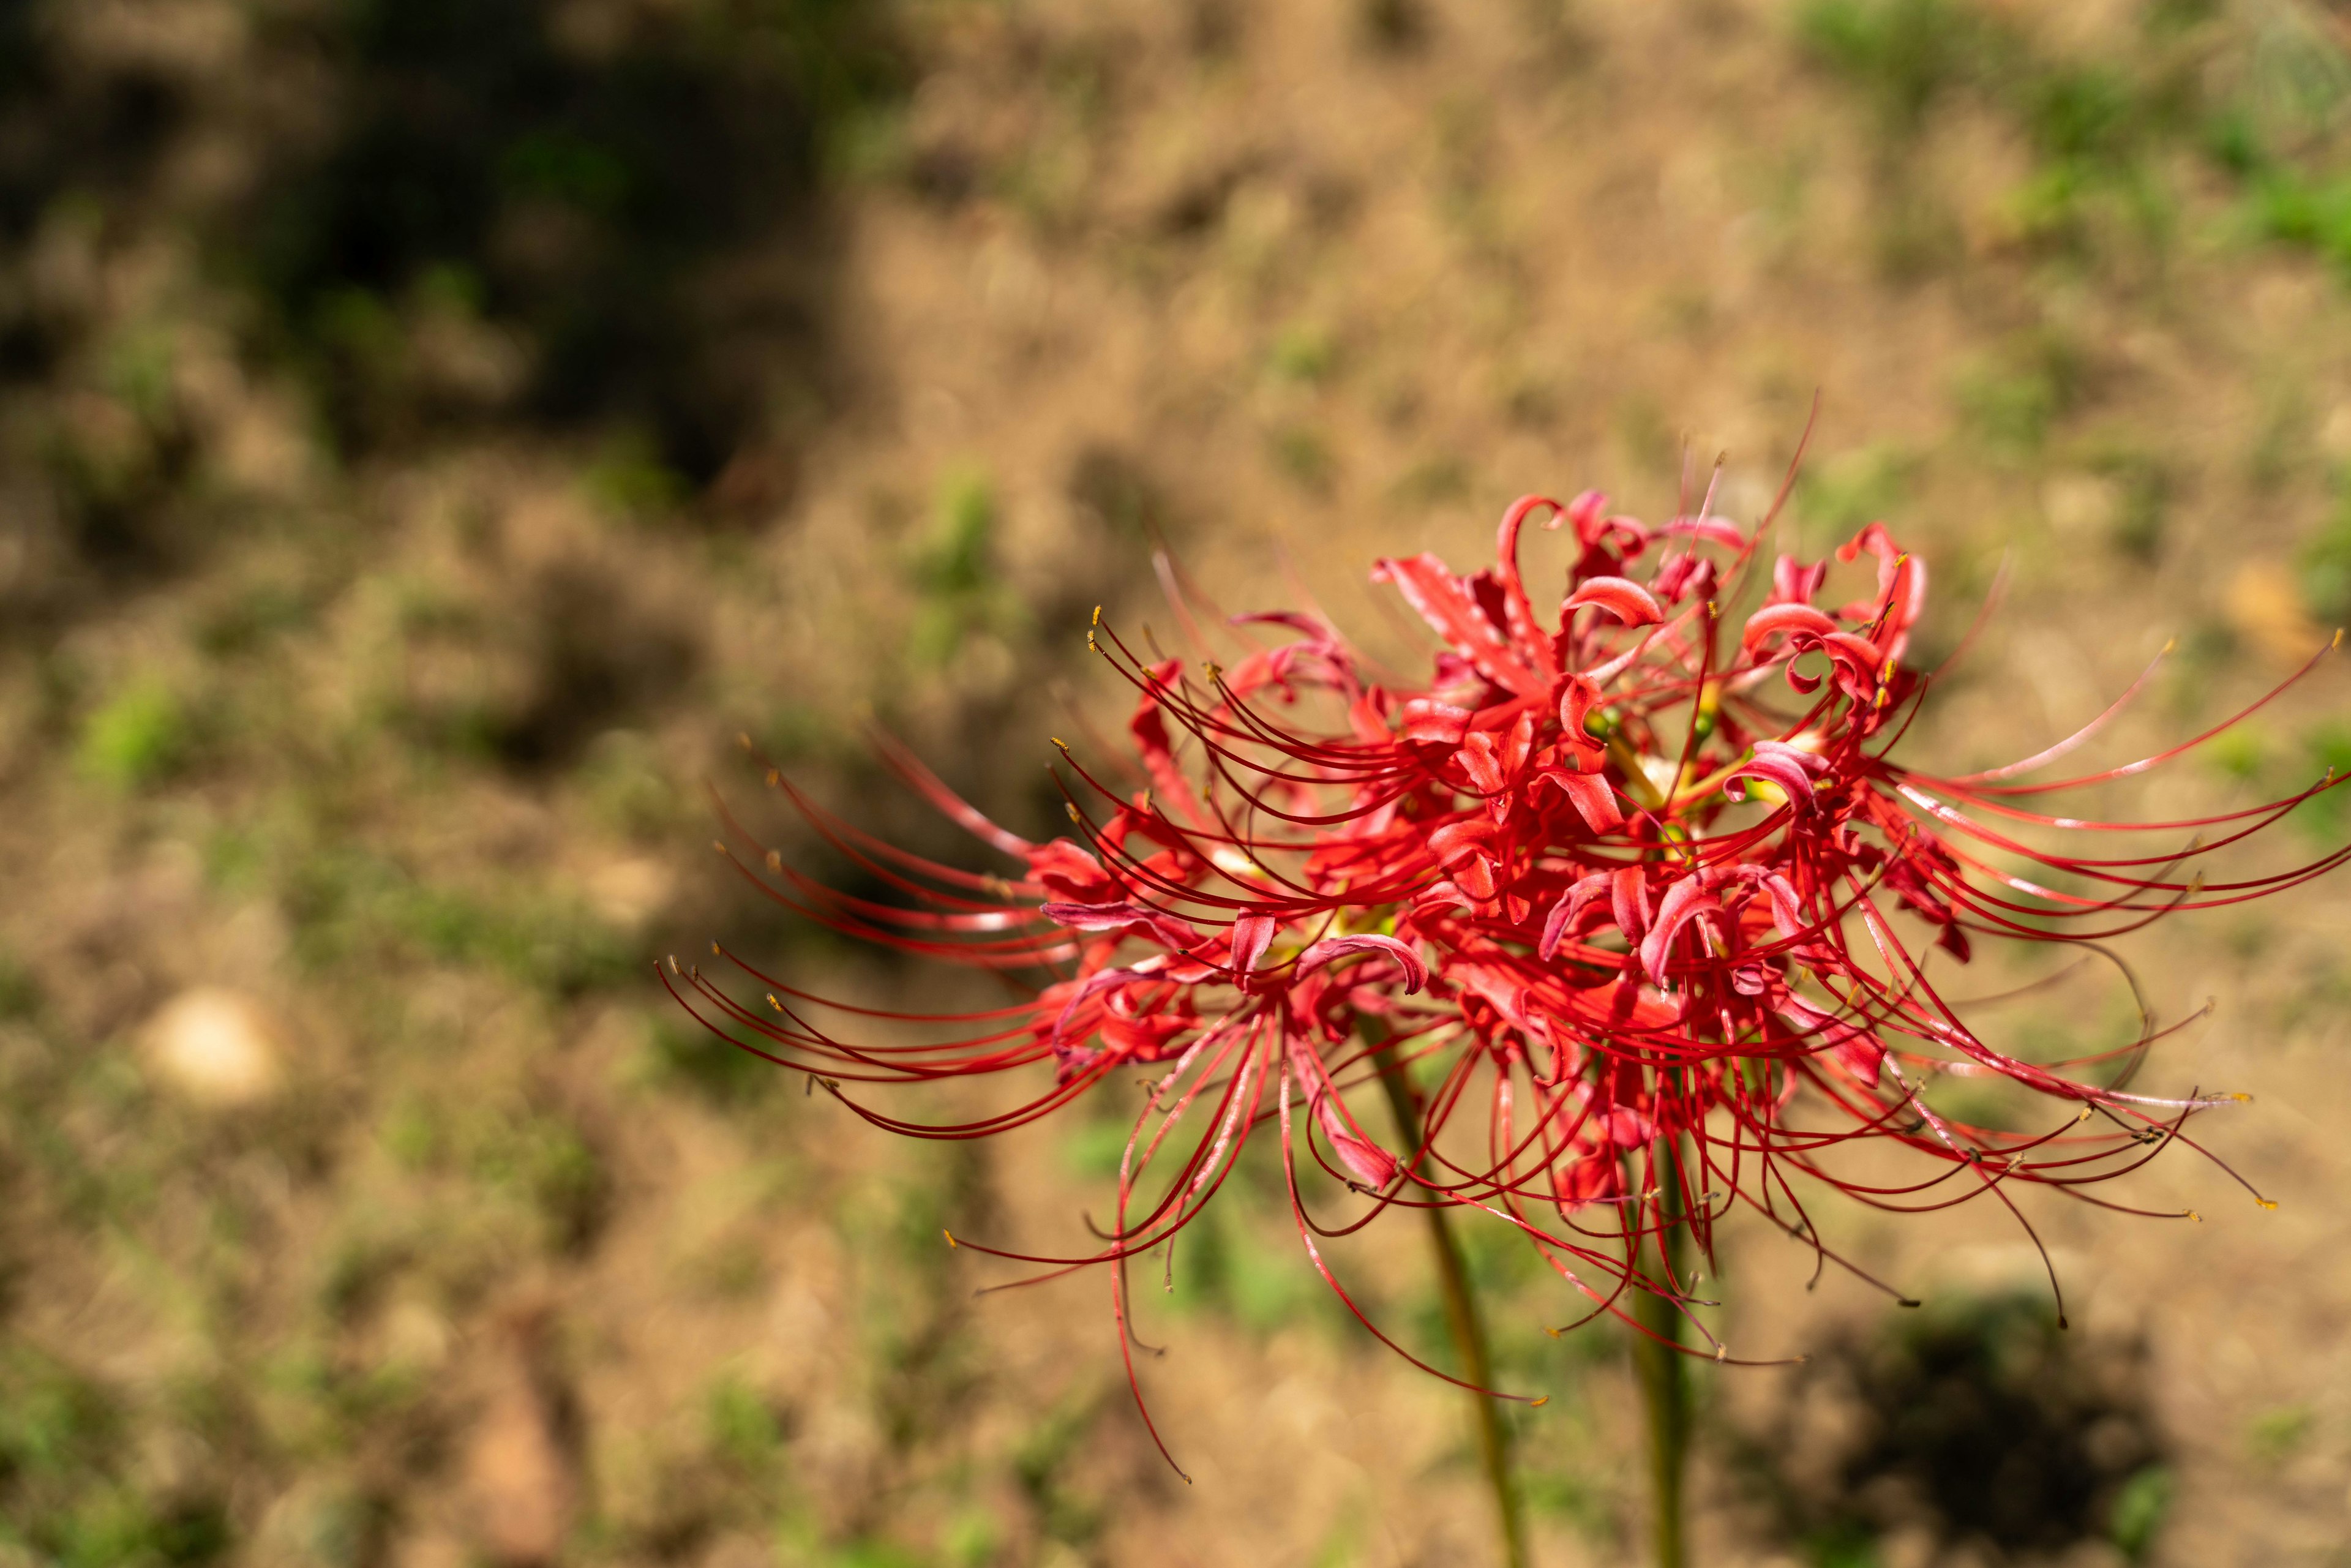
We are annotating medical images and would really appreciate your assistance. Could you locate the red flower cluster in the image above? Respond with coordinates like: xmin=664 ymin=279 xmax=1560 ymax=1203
xmin=670 ymin=473 xmax=2345 ymax=1453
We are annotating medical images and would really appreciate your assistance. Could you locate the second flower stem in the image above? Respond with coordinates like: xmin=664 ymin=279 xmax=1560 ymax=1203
xmin=1629 ymin=1161 xmax=1692 ymax=1568
xmin=1370 ymin=1033 xmax=1529 ymax=1568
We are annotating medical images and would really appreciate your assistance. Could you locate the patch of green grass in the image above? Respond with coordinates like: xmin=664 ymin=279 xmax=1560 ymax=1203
xmin=197 ymin=580 xmax=315 ymax=657
xmin=1267 ymin=321 xmax=1338 ymax=384
xmin=1611 ymin=394 xmax=1679 ymax=480
xmin=939 ymin=1509 xmax=1000 ymax=1567
xmin=1060 ymin=1116 xmax=1133 ymax=1180
xmin=283 ymin=849 xmax=637 ymax=996
xmin=907 ymin=464 xmax=1022 ymax=667
xmin=703 ymin=1373 xmax=786 ymax=1473
xmin=1804 ymin=1522 xmax=1883 ymax=1568
xmin=76 ymin=679 xmax=189 ymax=792
xmin=584 ymin=427 xmax=690 ymax=520
xmin=98 ymin=322 xmax=181 ymax=427
xmin=2204 ymin=724 xmax=2268 ymax=782
xmin=2091 ymin=452 xmax=2168 ymax=560
xmin=0 ymin=1348 xmax=231 ymax=1568
xmin=2292 ymin=724 xmax=2351 ymax=841
xmin=831 ymin=1540 xmax=930 ymax=1568
xmin=1795 ymin=444 xmax=1914 ymax=541
xmin=460 ymin=1105 xmax=611 ymax=1255
xmin=2022 ymin=62 xmax=2141 ymax=167
xmin=2246 ymin=169 xmax=2351 ymax=280
xmin=1521 ymin=1465 xmax=1610 ymax=1536
xmin=1796 ymin=0 xmax=2000 ymax=132
xmin=644 ymin=1015 xmax=779 ymax=1108
xmin=379 ymin=1091 xmax=444 ymax=1171
xmin=916 ymin=466 xmax=997 ymax=600
xmin=2109 ymin=1462 xmax=2172 ymax=1561
xmin=1390 ymin=452 xmax=1472 ymax=509
xmin=1268 ymin=426 xmax=1335 ymax=492
xmin=1012 ymin=1389 xmax=1107 ymax=1546
xmin=1953 ymin=338 xmax=2081 ymax=459
xmin=1801 ymin=0 xmax=2351 ymax=288
xmin=2246 ymin=1401 xmax=2316 ymax=1461
xmin=0 ymin=1349 xmax=118 ymax=1476
xmin=576 ymin=727 xmax=683 ymax=839
xmin=2298 ymin=476 xmax=2351 ymax=625
xmin=0 ymin=948 xmax=41 ymax=1021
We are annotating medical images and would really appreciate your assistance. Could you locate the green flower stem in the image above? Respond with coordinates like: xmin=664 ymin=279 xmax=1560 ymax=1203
xmin=1369 ymin=1030 xmax=1529 ymax=1568
xmin=1629 ymin=1157 xmax=1692 ymax=1568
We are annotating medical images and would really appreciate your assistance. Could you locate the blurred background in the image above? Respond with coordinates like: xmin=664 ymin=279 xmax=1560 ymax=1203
xmin=6 ymin=1 xmax=2351 ymax=1564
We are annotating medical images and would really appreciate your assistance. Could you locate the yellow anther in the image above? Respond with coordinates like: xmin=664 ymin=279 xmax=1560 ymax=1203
xmin=765 ymin=850 xmax=782 ymax=872
xmin=2257 ymin=1198 xmax=2279 ymax=1210
xmin=1092 ymin=605 xmax=1103 ymax=626
xmin=1067 ymin=803 xmax=1082 ymax=823
xmin=713 ymin=839 xmax=727 ymax=855
xmin=2188 ymin=1210 xmax=2202 ymax=1223
xmin=943 ymin=1229 xmax=958 ymax=1247
xmin=2228 ymin=1092 xmax=2254 ymax=1103
xmin=1051 ymin=737 xmax=1070 ymax=752
xmin=711 ymin=941 xmax=721 ymax=955
xmin=766 ymin=769 xmax=780 ymax=787
xmin=737 ymin=732 xmax=752 ymax=750
xmin=1530 ymin=1395 xmax=1550 ymax=1407
xmin=1715 ymin=1345 xmax=1728 ymax=1362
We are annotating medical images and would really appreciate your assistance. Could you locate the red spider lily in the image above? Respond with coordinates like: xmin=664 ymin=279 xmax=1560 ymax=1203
xmin=666 ymin=465 xmax=2347 ymax=1473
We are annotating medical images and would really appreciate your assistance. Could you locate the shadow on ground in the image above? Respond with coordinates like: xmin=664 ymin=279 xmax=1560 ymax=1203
xmin=0 ymin=0 xmax=899 ymax=623
xmin=1737 ymin=1291 xmax=2172 ymax=1566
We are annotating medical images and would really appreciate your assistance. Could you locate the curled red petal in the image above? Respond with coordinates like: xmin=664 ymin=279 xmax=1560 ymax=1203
xmin=1657 ymin=514 xmax=1746 ymax=548
xmin=1753 ymin=737 xmax=1830 ymax=774
xmin=1611 ymin=865 xmax=1651 ymax=942
xmin=1563 ymin=575 xmax=1663 ymax=628
xmin=1553 ymin=769 xmax=1624 ymax=833
xmin=1371 ymin=553 xmax=1547 ymax=697
xmin=1741 ymin=602 xmax=1838 ymax=652
xmin=1769 ymin=553 xmax=1828 ymax=606
xmin=1294 ymin=934 xmax=1428 ymax=994
xmin=1723 ymin=752 xmax=1818 ymax=811
xmin=1540 ymin=872 xmax=1613 ymax=959
xmin=1400 ymin=698 xmax=1472 ymax=746
xmin=1229 ymin=913 xmax=1277 ymax=978
xmin=1640 ymin=875 xmax=1719 ymax=988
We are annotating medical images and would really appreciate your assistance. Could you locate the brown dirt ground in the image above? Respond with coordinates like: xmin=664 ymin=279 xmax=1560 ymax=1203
xmin=8 ymin=2 xmax=2351 ymax=1567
